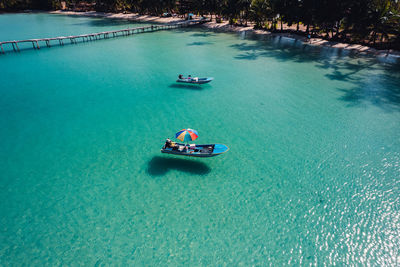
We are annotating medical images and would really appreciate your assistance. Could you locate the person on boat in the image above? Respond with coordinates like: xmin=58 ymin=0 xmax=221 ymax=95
xmin=178 ymin=74 xmax=183 ymax=79
xmin=164 ymin=138 xmax=176 ymax=148
xmin=164 ymin=138 xmax=170 ymax=148
xmin=188 ymin=75 xmax=191 ymax=81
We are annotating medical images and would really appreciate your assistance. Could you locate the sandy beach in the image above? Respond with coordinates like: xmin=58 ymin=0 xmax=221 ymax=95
xmin=51 ymin=10 xmax=399 ymax=58
xmin=50 ymin=10 xmax=186 ymax=24
xmin=203 ymin=20 xmax=400 ymax=58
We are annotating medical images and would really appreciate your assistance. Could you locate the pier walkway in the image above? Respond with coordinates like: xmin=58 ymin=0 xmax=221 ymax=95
xmin=0 ymin=19 xmax=207 ymax=54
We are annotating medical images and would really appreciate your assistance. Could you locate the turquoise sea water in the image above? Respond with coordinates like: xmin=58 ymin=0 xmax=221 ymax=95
xmin=1 ymin=13 xmax=400 ymax=265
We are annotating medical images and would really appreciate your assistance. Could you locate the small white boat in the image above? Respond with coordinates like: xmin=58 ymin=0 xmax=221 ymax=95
xmin=176 ymin=75 xmax=213 ymax=84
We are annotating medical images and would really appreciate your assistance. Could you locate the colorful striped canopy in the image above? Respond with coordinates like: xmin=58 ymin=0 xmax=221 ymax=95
xmin=175 ymin=129 xmax=198 ymax=142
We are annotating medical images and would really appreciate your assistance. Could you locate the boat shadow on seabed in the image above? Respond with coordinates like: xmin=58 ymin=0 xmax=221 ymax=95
xmin=168 ymin=83 xmax=205 ymax=90
xmin=147 ymin=156 xmax=211 ymax=176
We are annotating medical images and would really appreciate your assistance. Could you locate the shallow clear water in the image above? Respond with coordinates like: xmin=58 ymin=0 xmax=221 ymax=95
xmin=1 ymin=13 xmax=400 ymax=265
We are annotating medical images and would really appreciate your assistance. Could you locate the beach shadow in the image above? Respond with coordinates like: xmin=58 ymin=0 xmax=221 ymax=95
xmin=70 ymin=18 xmax=133 ymax=27
xmin=230 ymin=42 xmax=263 ymax=51
xmin=169 ymin=83 xmax=205 ymax=90
xmin=234 ymin=51 xmax=261 ymax=60
xmin=190 ymin=32 xmax=216 ymax=37
xmin=228 ymin=33 xmax=400 ymax=111
xmin=315 ymin=56 xmax=400 ymax=111
xmin=147 ymin=156 xmax=211 ymax=176
xmin=230 ymin=38 xmax=323 ymax=63
xmin=337 ymin=74 xmax=400 ymax=111
xmin=187 ymin=41 xmax=214 ymax=46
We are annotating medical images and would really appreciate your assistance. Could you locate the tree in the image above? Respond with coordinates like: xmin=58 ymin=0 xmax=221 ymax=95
xmin=368 ymin=0 xmax=400 ymax=45
xmin=250 ymin=0 xmax=272 ymax=28
xmin=223 ymin=0 xmax=242 ymax=24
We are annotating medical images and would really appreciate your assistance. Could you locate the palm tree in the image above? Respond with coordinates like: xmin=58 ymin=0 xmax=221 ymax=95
xmin=250 ymin=0 xmax=272 ymax=29
xmin=368 ymin=0 xmax=400 ymax=45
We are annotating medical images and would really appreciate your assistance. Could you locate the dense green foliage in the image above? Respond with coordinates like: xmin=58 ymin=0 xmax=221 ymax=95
xmin=1 ymin=0 xmax=399 ymax=49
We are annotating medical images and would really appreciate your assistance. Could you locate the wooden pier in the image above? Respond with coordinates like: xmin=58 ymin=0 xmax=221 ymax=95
xmin=0 ymin=19 xmax=207 ymax=54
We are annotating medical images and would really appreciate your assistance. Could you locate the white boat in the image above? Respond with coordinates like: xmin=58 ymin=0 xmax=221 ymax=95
xmin=176 ymin=75 xmax=213 ymax=84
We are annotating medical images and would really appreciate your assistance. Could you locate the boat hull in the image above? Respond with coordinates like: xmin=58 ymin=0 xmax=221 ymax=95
xmin=161 ymin=150 xmax=220 ymax=157
xmin=176 ymin=77 xmax=213 ymax=84
xmin=161 ymin=143 xmax=229 ymax=157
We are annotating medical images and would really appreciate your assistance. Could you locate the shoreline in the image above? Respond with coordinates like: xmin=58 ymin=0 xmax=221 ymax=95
xmin=202 ymin=21 xmax=400 ymax=59
xmin=42 ymin=11 xmax=400 ymax=58
xmin=50 ymin=10 xmax=186 ymax=24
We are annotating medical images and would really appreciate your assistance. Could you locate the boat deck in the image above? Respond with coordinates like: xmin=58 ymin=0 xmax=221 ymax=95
xmin=161 ymin=143 xmax=229 ymax=157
